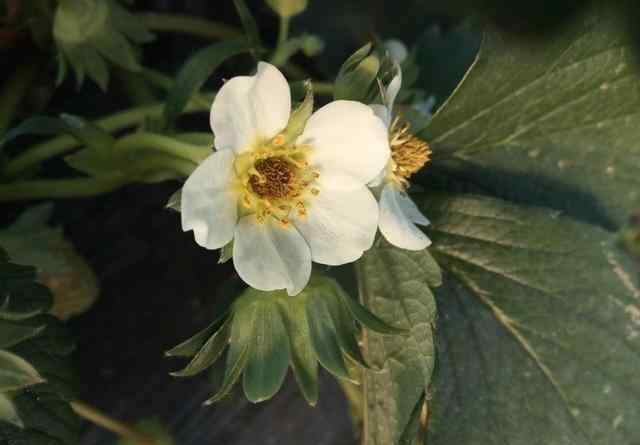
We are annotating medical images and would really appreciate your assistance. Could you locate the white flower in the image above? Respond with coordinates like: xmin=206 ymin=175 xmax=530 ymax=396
xmin=181 ymin=62 xmax=390 ymax=296
xmin=369 ymin=64 xmax=432 ymax=251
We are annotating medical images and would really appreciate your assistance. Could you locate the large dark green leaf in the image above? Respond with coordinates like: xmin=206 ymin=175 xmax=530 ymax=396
xmin=420 ymin=192 xmax=640 ymax=444
xmin=358 ymin=244 xmax=441 ymax=445
xmin=423 ymin=1 xmax=640 ymax=228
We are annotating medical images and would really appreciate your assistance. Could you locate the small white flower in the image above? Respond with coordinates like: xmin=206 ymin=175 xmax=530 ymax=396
xmin=181 ymin=62 xmax=390 ymax=295
xmin=369 ymin=64 xmax=432 ymax=251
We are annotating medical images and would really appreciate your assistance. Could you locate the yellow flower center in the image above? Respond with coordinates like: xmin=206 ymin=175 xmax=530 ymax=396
xmin=233 ymin=135 xmax=320 ymax=226
xmin=388 ymin=118 xmax=431 ymax=189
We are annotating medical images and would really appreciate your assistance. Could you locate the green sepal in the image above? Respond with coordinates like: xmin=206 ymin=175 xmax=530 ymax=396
xmin=242 ymin=299 xmax=290 ymax=403
xmin=305 ymin=289 xmax=356 ymax=381
xmin=336 ymin=285 xmax=407 ymax=335
xmin=334 ymin=43 xmax=381 ymax=102
xmin=169 ymin=316 xmax=232 ymax=377
xmin=281 ymin=80 xmax=313 ymax=145
xmin=165 ymin=189 xmax=181 ymax=213
xmin=218 ymin=242 xmax=234 ymax=264
xmin=165 ymin=310 xmax=230 ymax=358
xmin=277 ymin=295 xmax=318 ymax=406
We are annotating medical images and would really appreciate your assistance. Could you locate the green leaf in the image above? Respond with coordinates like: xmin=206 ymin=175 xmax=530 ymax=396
xmin=169 ymin=317 xmax=231 ymax=377
xmin=243 ymin=300 xmax=290 ymax=403
xmin=233 ymin=0 xmax=262 ymax=56
xmin=358 ymin=243 xmax=440 ymax=445
xmin=0 ymin=117 xmax=72 ymax=153
xmin=0 ymin=393 xmax=22 ymax=428
xmin=423 ymin=2 xmax=640 ymax=228
xmin=421 ymin=192 xmax=640 ymax=444
xmin=163 ymin=39 xmax=250 ymax=127
xmin=0 ymin=349 xmax=44 ymax=392
xmin=0 ymin=321 xmax=46 ymax=350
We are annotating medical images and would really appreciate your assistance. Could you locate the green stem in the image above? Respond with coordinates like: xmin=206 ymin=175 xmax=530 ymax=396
xmin=0 ymin=175 xmax=127 ymax=202
xmin=3 ymin=94 xmax=213 ymax=179
xmin=114 ymin=132 xmax=211 ymax=164
xmin=277 ymin=17 xmax=290 ymax=47
xmin=0 ymin=59 xmax=39 ymax=135
xmin=71 ymin=401 xmax=155 ymax=445
xmin=138 ymin=12 xmax=242 ymax=40
xmin=312 ymin=81 xmax=335 ymax=96
xmin=140 ymin=155 xmax=197 ymax=178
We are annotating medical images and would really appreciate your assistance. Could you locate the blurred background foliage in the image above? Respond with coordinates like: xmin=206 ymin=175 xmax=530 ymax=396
xmin=1 ymin=0 xmax=640 ymax=444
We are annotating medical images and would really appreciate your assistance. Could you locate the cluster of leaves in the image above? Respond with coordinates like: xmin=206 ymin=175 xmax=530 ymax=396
xmin=167 ymin=275 xmax=403 ymax=406
xmin=0 ymin=247 xmax=80 ymax=445
xmin=354 ymin=2 xmax=640 ymax=444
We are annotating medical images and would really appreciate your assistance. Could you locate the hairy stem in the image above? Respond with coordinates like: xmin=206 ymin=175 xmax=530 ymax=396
xmin=70 ymin=401 xmax=155 ymax=445
xmin=2 ymin=94 xmax=213 ymax=179
xmin=138 ymin=12 xmax=242 ymax=40
xmin=0 ymin=175 xmax=127 ymax=202
xmin=114 ymin=132 xmax=211 ymax=164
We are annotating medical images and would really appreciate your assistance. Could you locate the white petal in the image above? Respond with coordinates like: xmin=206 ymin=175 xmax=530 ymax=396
xmin=398 ymin=190 xmax=430 ymax=226
xmin=181 ymin=150 xmax=238 ymax=250
xmin=385 ymin=63 xmax=403 ymax=112
xmin=210 ymin=62 xmax=291 ymax=153
xmin=233 ymin=216 xmax=311 ymax=296
xmin=300 ymin=101 xmax=390 ymax=187
xmin=379 ymin=184 xmax=431 ymax=250
xmin=295 ymin=182 xmax=379 ymax=265
xmin=370 ymin=104 xmax=392 ymax=129
xmin=384 ymin=39 xmax=408 ymax=64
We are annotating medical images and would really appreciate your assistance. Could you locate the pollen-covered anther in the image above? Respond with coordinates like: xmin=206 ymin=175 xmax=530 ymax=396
xmin=272 ymin=134 xmax=286 ymax=146
xmin=390 ymin=120 xmax=431 ymax=180
xmin=249 ymin=157 xmax=295 ymax=199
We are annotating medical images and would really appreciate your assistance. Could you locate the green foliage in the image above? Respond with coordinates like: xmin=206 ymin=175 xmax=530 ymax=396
xmin=358 ymin=243 xmax=441 ymax=445
xmin=334 ymin=43 xmax=381 ymax=102
xmin=423 ymin=1 xmax=640 ymax=228
xmin=162 ymin=40 xmax=251 ymax=128
xmin=233 ymin=0 xmax=262 ymax=57
xmin=419 ymin=192 xmax=640 ymax=444
xmin=117 ymin=420 xmax=175 ymax=445
xmin=0 ymin=248 xmax=80 ymax=445
xmin=167 ymin=275 xmax=402 ymax=406
xmin=0 ymin=205 xmax=99 ymax=320
xmin=53 ymin=0 xmax=154 ymax=90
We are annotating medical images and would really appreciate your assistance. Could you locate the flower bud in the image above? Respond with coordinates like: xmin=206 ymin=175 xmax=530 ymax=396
xmin=265 ymin=0 xmax=308 ymax=18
